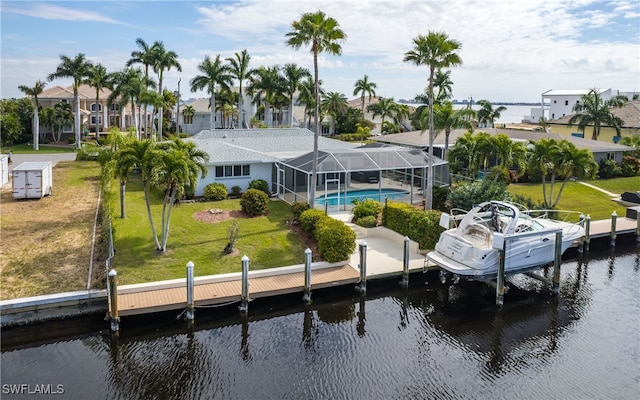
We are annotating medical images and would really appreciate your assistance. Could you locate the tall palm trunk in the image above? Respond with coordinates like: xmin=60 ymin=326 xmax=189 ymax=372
xmin=33 ymin=105 xmax=40 ymax=151
xmin=310 ymin=49 xmax=319 ymax=205
xmin=210 ymin=92 xmax=216 ymax=130
xmin=119 ymin=181 xmax=126 ymax=218
xmin=142 ymin=179 xmax=161 ymax=250
xmin=426 ymin=66 xmax=435 ymax=210
xmin=74 ymin=90 xmax=81 ymax=149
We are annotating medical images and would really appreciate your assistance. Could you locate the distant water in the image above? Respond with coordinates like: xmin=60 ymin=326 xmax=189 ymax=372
xmin=2 ymin=242 xmax=639 ymax=400
xmin=453 ymin=104 xmax=538 ymax=124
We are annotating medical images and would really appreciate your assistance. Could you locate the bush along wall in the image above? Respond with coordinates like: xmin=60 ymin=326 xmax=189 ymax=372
xmin=299 ymin=209 xmax=356 ymax=262
xmin=382 ymin=201 xmax=444 ymax=250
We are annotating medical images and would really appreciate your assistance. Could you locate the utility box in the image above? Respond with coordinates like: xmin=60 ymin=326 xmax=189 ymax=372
xmin=12 ymin=161 xmax=53 ymax=199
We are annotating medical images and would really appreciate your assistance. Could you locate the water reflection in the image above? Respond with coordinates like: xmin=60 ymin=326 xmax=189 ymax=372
xmin=1 ymin=244 xmax=638 ymax=400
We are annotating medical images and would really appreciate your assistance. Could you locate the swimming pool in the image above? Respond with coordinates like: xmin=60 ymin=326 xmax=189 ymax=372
xmin=315 ymin=188 xmax=409 ymax=206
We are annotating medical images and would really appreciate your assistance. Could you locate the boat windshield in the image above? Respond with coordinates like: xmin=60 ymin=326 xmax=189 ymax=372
xmin=456 ymin=202 xmax=545 ymax=236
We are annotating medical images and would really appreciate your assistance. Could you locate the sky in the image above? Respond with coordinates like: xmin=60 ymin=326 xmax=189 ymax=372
xmin=1 ymin=0 xmax=639 ymax=103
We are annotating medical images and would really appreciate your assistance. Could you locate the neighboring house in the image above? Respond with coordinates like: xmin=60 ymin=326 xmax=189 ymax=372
xmin=526 ymin=88 xmax=636 ymax=123
xmin=375 ymin=127 xmax=635 ymax=165
xmin=38 ymin=84 xmax=148 ymax=137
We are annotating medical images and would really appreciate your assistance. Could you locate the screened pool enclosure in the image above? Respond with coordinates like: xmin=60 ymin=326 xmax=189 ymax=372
xmin=274 ymin=146 xmax=449 ymax=210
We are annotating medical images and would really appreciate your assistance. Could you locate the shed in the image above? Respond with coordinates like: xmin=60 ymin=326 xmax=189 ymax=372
xmin=12 ymin=161 xmax=53 ymax=199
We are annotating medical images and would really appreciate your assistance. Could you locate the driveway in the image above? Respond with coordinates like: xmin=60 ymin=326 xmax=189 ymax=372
xmin=6 ymin=152 xmax=77 ymax=172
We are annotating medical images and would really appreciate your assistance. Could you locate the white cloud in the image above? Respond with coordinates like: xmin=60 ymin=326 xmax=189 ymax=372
xmin=1 ymin=2 xmax=124 ymax=24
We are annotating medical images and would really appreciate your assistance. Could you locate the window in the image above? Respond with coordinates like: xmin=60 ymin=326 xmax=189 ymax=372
xmin=215 ymin=164 xmax=251 ymax=178
xmin=553 ymin=100 xmax=556 ymax=104
xmin=110 ymin=104 xmax=120 ymax=111
xmin=90 ymin=116 xmax=102 ymax=124
xmin=565 ymin=100 xmax=569 ymax=106
xmin=607 ymin=152 xmax=615 ymax=160
xmin=183 ymin=115 xmax=193 ymax=124
xmin=90 ymin=103 xmax=102 ymax=112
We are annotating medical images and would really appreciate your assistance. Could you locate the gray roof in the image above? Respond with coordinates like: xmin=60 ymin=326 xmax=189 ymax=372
xmin=375 ymin=128 xmax=635 ymax=154
xmin=282 ymin=145 xmax=444 ymax=174
xmin=188 ymin=128 xmax=357 ymax=164
xmin=552 ymin=100 xmax=640 ymax=129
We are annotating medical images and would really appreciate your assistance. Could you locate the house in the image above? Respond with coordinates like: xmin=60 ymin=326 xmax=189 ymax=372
xmin=375 ymin=127 xmax=635 ymax=165
xmin=38 ymin=84 xmax=150 ymax=138
xmin=187 ymin=128 xmax=442 ymax=208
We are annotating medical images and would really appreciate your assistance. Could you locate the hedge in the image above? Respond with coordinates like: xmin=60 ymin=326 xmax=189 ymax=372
xmin=299 ymin=209 xmax=327 ymax=239
xmin=315 ymin=217 xmax=356 ymax=262
xmin=382 ymin=201 xmax=444 ymax=250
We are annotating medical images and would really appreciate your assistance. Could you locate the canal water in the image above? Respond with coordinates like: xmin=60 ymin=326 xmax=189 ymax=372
xmin=2 ymin=241 xmax=639 ymax=399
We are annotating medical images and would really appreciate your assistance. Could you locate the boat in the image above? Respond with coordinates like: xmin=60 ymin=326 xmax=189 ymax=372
xmin=426 ymin=201 xmax=585 ymax=282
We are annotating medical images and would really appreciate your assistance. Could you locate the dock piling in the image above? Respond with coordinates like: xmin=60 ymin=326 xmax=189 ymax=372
xmin=186 ymin=261 xmax=195 ymax=322
xmin=584 ymin=214 xmax=591 ymax=252
xmin=108 ymin=269 xmax=119 ymax=333
xmin=636 ymin=214 xmax=640 ymax=243
xmin=303 ymin=248 xmax=312 ymax=302
xmin=356 ymin=241 xmax=368 ymax=293
xmin=610 ymin=211 xmax=617 ymax=247
xmin=400 ymin=236 xmax=410 ymax=287
xmin=552 ymin=231 xmax=562 ymax=295
xmin=239 ymin=255 xmax=250 ymax=313
xmin=496 ymin=242 xmax=506 ymax=307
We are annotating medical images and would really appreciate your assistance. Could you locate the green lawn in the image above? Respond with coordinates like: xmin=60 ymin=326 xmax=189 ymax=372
xmin=2 ymin=143 xmax=76 ymax=154
xmin=111 ymin=177 xmax=309 ymax=285
xmin=507 ymin=180 xmax=628 ymax=220
xmin=585 ymin=176 xmax=640 ymax=195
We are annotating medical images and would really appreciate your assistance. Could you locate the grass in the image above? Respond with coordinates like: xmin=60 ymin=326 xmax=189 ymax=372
xmin=584 ymin=176 xmax=640 ymax=195
xmin=2 ymin=143 xmax=77 ymax=154
xmin=111 ymin=176 xmax=308 ymax=285
xmin=0 ymin=161 xmax=101 ymax=300
xmin=507 ymin=179 xmax=632 ymax=220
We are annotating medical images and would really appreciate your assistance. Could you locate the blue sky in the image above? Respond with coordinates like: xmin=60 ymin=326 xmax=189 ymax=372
xmin=1 ymin=0 xmax=639 ymax=103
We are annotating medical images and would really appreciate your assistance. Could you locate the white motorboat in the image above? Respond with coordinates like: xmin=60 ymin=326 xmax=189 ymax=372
xmin=426 ymin=201 xmax=585 ymax=281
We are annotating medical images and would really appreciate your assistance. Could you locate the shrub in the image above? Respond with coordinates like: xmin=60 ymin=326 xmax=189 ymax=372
xmin=382 ymin=201 xmax=444 ymax=250
xmin=248 ymin=179 xmax=269 ymax=194
xmin=432 ymin=186 xmax=450 ymax=211
xmin=598 ymin=159 xmax=622 ymax=179
xmin=448 ymin=180 xmax=508 ymax=211
xmin=230 ymin=186 xmax=242 ymax=197
xmin=315 ymin=217 xmax=356 ymax=262
xmin=240 ymin=188 xmax=269 ymax=216
xmin=291 ymin=201 xmax=310 ymax=220
xmin=352 ymin=199 xmax=381 ymax=221
xmin=356 ymin=215 xmax=378 ymax=228
xmin=299 ymin=209 xmax=326 ymax=238
xmin=204 ymin=182 xmax=228 ymax=201
xmin=621 ymin=156 xmax=640 ymax=177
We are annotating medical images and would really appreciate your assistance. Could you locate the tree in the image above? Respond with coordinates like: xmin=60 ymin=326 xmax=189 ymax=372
xmin=367 ymin=97 xmax=396 ymax=134
xmin=117 ymin=138 xmax=162 ymax=250
xmin=48 ymin=53 xmax=93 ymax=149
xmin=537 ymin=116 xmax=550 ymax=132
xmin=430 ymin=101 xmax=475 ymax=159
xmin=282 ymin=63 xmax=311 ymax=127
xmin=476 ymin=99 xmax=506 ymax=128
xmin=404 ymin=31 xmax=462 ymax=209
xmin=247 ymin=66 xmax=285 ymax=128
xmin=154 ymin=139 xmax=208 ymax=251
xmin=149 ymin=41 xmax=182 ymax=141
xmin=286 ymin=10 xmax=346 ymax=205
xmin=297 ymin=76 xmax=324 ymax=129
xmin=353 ymin=74 xmax=377 ymax=114
xmin=226 ymin=49 xmax=254 ymax=128
xmin=182 ymin=104 xmax=195 ymax=125
xmin=84 ymin=63 xmax=113 ymax=139
xmin=433 ymin=69 xmax=453 ymax=104
xmin=568 ymin=88 xmax=627 ymax=140
xmin=127 ymin=38 xmax=155 ymax=137
xmin=109 ymin=68 xmax=155 ymax=139
xmin=190 ymin=55 xmax=233 ymax=131
xmin=448 ymin=131 xmax=492 ymax=178
xmin=489 ymin=134 xmax=527 ymax=182
xmin=18 ymin=80 xmax=47 ymax=150
xmin=527 ymin=138 xmax=597 ymax=208
xmin=321 ymin=91 xmax=348 ymax=134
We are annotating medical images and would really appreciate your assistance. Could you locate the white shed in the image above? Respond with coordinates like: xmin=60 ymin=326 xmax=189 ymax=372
xmin=0 ymin=155 xmax=8 ymax=186
xmin=12 ymin=161 xmax=53 ymax=199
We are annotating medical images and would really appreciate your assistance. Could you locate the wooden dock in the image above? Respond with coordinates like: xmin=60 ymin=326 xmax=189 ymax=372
xmin=117 ymin=264 xmax=359 ymax=317
xmin=587 ymin=216 xmax=638 ymax=239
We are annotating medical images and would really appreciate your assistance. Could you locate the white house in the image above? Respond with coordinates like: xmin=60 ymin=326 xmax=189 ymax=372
xmin=526 ymin=88 xmax=631 ymax=122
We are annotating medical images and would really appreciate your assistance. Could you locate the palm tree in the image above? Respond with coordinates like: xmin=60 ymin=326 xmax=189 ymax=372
xmin=527 ymin=138 xmax=597 ymax=208
xmin=246 ymin=66 xmax=285 ymax=128
xmin=282 ymin=63 xmax=311 ymax=127
xmin=537 ymin=116 xmax=550 ymax=132
xmin=568 ymin=88 xmax=627 ymax=140
xmin=286 ymin=10 xmax=346 ymax=205
xmin=117 ymin=138 xmax=162 ymax=250
xmin=477 ymin=99 xmax=507 ymax=128
xmin=84 ymin=63 xmax=113 ymax=139
xmin=190 ymin=55 xmax=233 ymax=131
xmin=403 ymin=31 xmax=462 ymax=209
xmin=448 ymin=131 xmax=492 ymax=178
xmin=433 ymin=69 xmax=453 ymax=104
xmin=430 ymin=101 xmax=475 ymax=159
xmin=150 ymin=41 xmax=182 ymax=141
xmin=127 ymin=38 xmax=155 ymax=136
xmin=48 ymin=53 xmax=93 ymax=149
xmin=182 ymin=104 xmax=195 ymax=125
xmin=321 ymin=91 xmax=348 ymax=134
xmin=489 ymin=134 xmax=527 ymax=182
xmin=297 ymin=76 xmax=324 ymax=129
xmin=18 ymin=80 xmax=47 ymax=150
xmin=367 ymin=97 xmax=396 ymax=134
xmin=353 ymin=74 xmax=377 ymax=114
xmin=226 ymin=49 xmax=253 ymax=128
xmin=109 ymin=68 xmax=154 ymax=139
xmin=393 ymin=103 xmax=411 ymax=132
